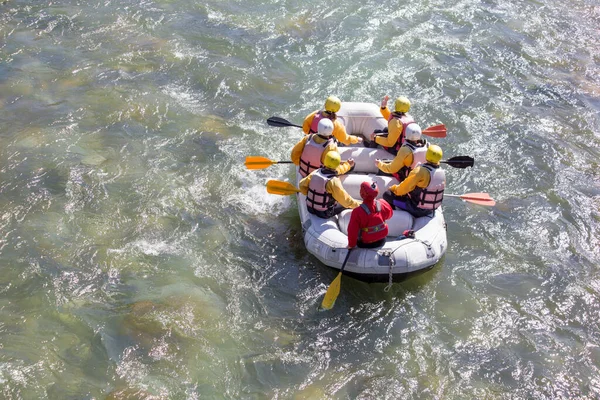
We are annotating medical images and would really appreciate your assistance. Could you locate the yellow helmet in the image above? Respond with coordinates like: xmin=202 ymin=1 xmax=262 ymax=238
xmin=426 ymin=144 xmax=443 ymax=164
xmin=323 ymin=151 xmax=341 ymax=170
xmin=324 ymin=96 xmax=342 ymax=113
xmin=394 ymin=96 xmax=411 ymax=113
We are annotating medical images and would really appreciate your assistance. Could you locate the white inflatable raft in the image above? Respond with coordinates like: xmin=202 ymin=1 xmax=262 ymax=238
xmin=295 ymin=102 xmax=447 ymax=283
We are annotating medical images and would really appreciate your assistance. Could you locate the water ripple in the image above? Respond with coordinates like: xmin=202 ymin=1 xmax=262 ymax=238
xmin=0 ymin=0 xmax=599 ymax=398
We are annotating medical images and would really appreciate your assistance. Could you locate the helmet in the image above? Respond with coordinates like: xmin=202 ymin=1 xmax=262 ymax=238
xmin=317 ymin=118 xmax=334 ymax=137
xmin=404 ymin=123 xmax=422 ymax=141
xmin=360 ymin=181 xmax=379 ymax=201
xmin=394 ymin=96 xmax=411 ymax=113
xmin=324 ymin=96 xmax=342 ymax=113
xmin=323 ymin=151 xmax=341 ymax=170
xmin=426 ymin=144 xmax=443 ymax=164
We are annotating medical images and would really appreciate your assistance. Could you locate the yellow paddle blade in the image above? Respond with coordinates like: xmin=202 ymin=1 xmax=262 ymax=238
xmin=266 ymin=179 xmax=300 ymax=196
xmin=245 ymin=156 xmax=275 ymax=170
xmin=320 ymin=272 xmax=342 ymax=310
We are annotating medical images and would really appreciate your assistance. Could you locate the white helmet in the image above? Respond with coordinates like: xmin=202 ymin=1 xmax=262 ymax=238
xmin=317 ymin=118 xmax=334 ymax=137
xmin=405 ymin=123 xmax=422 ymax=141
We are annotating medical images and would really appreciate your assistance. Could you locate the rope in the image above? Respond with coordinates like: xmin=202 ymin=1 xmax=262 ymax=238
xmin=381 ymin=236 xmax=435 ymax=292
xmin=384 ymin=253 xmax=395 ymax=292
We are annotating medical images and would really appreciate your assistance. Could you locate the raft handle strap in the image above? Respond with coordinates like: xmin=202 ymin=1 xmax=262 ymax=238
xmin=415 ymin=239 xmax=435 ymax=258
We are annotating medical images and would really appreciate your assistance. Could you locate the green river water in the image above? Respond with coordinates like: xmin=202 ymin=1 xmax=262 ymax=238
xmin=0 ymin=0 xmax=599 ymax=398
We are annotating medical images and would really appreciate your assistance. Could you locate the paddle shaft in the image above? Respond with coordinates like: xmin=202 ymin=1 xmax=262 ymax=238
xmin=267 ymin=116 xmax=445 ymax=138
xmin=340 ymin=248 xmax=352 ymax=273
xmin=379 ymin=155 xmax=474 ymax=169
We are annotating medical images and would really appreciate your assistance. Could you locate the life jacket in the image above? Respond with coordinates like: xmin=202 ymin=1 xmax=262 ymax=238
xmin=384 ymin=112 xmax=415 ymax=153
xmin=306 ymin=168 xmax=337 ymax=213
xmin=358 ymin=201 xmax=389 ymax=244
xmin=309 ymin=111 xmax=335 ymax=134
xmin=409 ymin=164 xmax=446 ymax=210
xmin=299 ymin=134 xmax=335 ymax=177
xmin=393 ymin=139 xmax=429 ymax=182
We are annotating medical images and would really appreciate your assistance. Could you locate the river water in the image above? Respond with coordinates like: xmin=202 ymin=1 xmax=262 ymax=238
xmin=1 ymin=0 xmax=599 ymax=398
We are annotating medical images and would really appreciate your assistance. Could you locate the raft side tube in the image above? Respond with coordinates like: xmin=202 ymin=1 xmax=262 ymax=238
xmin=337 ymin=102 xmax=387 ymax=139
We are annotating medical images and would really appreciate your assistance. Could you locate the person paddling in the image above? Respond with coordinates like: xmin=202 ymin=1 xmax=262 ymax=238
xmin=302 ymin=95 xmax=363 ymax=146
xmin=291 ymin=118 xmax=355 ymax=177
xmin=347 ymin=181 xmax=393 ymax=249
xmin=383 ymin=144 xmax=446 ymax=218
xmin=299 ymin=151 xmax=361 ymax=219
xmin=374 ymin=95 xmax=417 ymax=155
xmin=375 ymin=123 xmax=428 ymax=183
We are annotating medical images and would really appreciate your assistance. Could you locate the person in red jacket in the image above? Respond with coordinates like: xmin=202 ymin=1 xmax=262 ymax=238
xmin=347 ymin=181 xmax=393 ymax=249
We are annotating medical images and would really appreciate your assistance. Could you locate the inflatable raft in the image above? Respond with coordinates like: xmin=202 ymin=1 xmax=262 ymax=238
xmin=295 ymin=102 xmax=447 ymax=283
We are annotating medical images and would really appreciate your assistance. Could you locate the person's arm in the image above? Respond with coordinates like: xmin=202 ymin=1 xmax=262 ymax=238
xmin=389 ymin=166 xmax=430 ymax=196
xmin=375 ymin=118 xmax=402 ymax=147
xmin=302 ymin=111 xmax=317 ymax=134
xmin=346 ymin=208 xmax=361 ymax=248
xmin=376 ymin=146 xmax=412 ymax=174
xmin=335 ymin=160 xmax=354 ymax=175
xmin=379 ymin=198 xmax=394 ymax=220
xmin=380 ymin=94 xmax=391 ymax=119
xmin=298 ymin=173 xmax=312 ymax=195
xmin=291 ymin=136 xmax=309 ymax=166
xmin=332 ymin=120 xmax=362 ymax=145
xmin=327 ymin=177 xmax=361 ymax=209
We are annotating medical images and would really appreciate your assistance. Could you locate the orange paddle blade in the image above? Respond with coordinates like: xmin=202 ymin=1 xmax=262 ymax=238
xmin=266 ymin=180 xmax=301 ymax=196
xmin=446 ymin=192 xmax=496 ymax=206
xmin=245 ymin=156 xmax=275 ymax=170
xmin=423 ymin=124 xmax=447 ymax=138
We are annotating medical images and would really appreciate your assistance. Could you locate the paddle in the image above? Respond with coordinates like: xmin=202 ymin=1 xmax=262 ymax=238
xmin=321 ymin=248 xmax=352 ymax=310
xmin=251 ymin=155 xmax=473 ymax=171
xmin=245 ymin=156 xmax=294 ymax=170
xmin=379 ymin=155 xmax=474 ymax=169
xmin=267 ymin=116 xmax=303 ymax=129
xmin=441 ymin=156 xmax=474 ymax=168
xmin=266 ymin=180 xmax=301 ymax=196
xmin=267 ymin=116 xmax=447 ymax=138
xmin=422 ymin=124 xmax=447 ymax=138
xmin=266 ymin=180 xmax=494 ymax=206
xmin=444 ymin=193 xmax=496 ymax=206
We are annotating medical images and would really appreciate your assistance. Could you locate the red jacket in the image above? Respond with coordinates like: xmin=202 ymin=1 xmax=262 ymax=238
xmin=347 ymin=199 xmax=393 ymax=247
